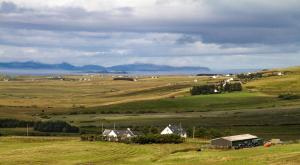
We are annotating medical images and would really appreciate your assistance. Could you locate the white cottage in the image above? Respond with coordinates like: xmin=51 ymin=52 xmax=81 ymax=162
xmin=161 ymin=124 xmax=187 ymax=138
xmin=102 ymin=128 xmax=136 ymax=141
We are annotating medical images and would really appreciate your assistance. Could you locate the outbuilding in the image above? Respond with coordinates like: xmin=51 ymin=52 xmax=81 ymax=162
xmin=211 ymin=134 xmax=263 ymax=149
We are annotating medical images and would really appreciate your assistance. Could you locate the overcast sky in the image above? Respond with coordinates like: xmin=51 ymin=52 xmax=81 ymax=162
xmin=0 ymin=0 xmax=299 ymax=69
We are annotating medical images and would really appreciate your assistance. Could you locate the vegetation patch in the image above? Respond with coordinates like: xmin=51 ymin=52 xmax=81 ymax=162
xmin=34 ymin=121 xmax=79 ymax=133
xmin=278 ymin=93 xmax=300 ymax=100
xmin=132 ymin=134 xmax=184 ymax=144
xmin=0 ymin=119 xmax=34 ymax=128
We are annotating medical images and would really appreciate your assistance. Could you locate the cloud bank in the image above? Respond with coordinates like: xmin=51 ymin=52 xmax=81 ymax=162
xmin=0 ymin=0 xmax=299 ymax=69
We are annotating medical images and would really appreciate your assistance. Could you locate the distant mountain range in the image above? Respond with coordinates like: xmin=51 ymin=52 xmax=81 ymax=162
xmin=0 ymin=61 xmax=210 ymax=73
xmin=107 ymin=63 xmax=210 ymax=72
xmin=0 ymin=61 xmax=107 ymax=72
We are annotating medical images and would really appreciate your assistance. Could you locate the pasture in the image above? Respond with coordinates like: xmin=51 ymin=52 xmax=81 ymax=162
xmin=1 ymin=67 xmax=300 ymax=140
xmin=0 ymin=136 xmax=299 ymax=165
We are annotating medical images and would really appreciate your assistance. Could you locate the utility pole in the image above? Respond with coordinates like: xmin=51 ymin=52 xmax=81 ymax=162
xmin=179 ymin=122 xmax=182 ymax=136
xmin=26 ymin=124 xmax=29 ymax=136
xmin=192 ymin=126 xmax=195 ymax=139
xmin=101 ymin=122 xmax=104 ymax=141
xmin=114 ymin=122 xmax=116 ymax=130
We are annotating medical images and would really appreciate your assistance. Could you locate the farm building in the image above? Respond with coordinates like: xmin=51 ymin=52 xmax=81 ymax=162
xmin=102 ymin=128 xmax=136 ymax=142
xmin=211 ymin=134 xmax=263 ymax=149
xmin=161 ymin=124 xmax=187 ymax=138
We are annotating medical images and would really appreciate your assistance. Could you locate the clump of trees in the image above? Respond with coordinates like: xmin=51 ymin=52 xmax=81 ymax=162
xmin=131 ymin=134 xmax=184 ymax=144
xmin=34 ymin=121 xmax=79 ymax=133
xmin=0 ymin=119 xmax=34 ymax=128
xmin=190 ymin=82 xmax=242 ymax=95
xmin=237 ymin=73 xmax=263 ymax=80
xmin=223 ymin=82 xmax=242 ymax=92
xmin=190 ymin=84 xmax=218 ymax=95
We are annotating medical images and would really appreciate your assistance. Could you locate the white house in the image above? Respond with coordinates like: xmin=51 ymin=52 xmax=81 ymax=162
xmin=102 ymin=128 xmax=136 ymax=141
xmin=277 ymin=72 xmax=283 ymax=76
xmin=161 ymin=124 xmax=187 ymax=138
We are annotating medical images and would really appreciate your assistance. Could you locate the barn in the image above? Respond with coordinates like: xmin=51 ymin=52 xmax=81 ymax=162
xmin=211 ymin=134 xmax=263 ymax=149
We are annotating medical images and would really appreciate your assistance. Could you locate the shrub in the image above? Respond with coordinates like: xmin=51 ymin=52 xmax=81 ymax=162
xmin=132 ymin=134 xmax=184 ymax=144
xmin=34 ymin=121 xmax=79 ymax=133
xmin=223 ymin=82 xmax=242 ymax=92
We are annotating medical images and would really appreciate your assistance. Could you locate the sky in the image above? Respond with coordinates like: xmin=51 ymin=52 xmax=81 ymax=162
xmin=0 ymin=0 xmax=299 ymax=69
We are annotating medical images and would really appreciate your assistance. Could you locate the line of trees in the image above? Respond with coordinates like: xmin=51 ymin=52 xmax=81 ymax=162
xmin=0 ymin=119 xmax=35 ymax=128
xmin=33 ymin=121 xmax=79 ymax=133
xmin=237 ymin=73 xmax=263 ymax=80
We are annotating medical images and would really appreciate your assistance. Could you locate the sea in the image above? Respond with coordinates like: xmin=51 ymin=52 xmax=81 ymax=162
xmin=0 ymin=69 xmax=261 ymax=76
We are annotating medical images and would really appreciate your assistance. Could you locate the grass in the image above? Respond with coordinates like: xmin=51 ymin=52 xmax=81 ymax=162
xmin=0 ymin=136 xmax=299 ymax=165
xmin=0 ymin=75 xmax=198 ymax=108
xmin=90 ymin=92 xmax=279 ymax=113
xmin=1 ymin=67 xmax=300 ymax=140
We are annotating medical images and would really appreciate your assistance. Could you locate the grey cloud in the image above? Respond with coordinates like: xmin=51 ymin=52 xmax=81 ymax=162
xmin=0 ymin=0 xmax=299 ymax=69
xmin=0 ymin=1 xmax=16 ymax=13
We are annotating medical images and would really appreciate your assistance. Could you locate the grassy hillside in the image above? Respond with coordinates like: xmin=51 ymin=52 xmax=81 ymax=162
xmin=1 ymin=67 xmax=300 ymax=140
xmin=0 ymin=75 xmax=202 ymax=108
xmin=0 ymin=136 xmax=299 ymax=165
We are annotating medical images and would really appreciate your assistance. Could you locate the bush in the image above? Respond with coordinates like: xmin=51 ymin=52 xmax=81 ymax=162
xmin=223 ymin=82 xmax=242 ymax=92
xmin=34 ymin=121 xmax=79 ymax=133
xmin=0 ymin=119 xmax=34 ymax=128
xmin=278 ymin=94 xmax=300 ymax=100
xmin=132 ymin=134 xmax=184 ymax=144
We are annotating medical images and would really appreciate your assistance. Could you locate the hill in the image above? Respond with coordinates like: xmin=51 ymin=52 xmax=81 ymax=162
xmin=0 ymin=61 xmax=210 ymax=73
xmin=0 ymin=61 xmax=107 ymax=72
xmin=107 ymin=63 xmax=210 ymax=72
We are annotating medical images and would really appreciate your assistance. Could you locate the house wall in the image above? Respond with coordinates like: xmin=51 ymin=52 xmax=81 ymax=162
xmin=211 ymin=138 xmax=232 ymax=147
xmin=161 ymin=127 xmax=173 ymax=135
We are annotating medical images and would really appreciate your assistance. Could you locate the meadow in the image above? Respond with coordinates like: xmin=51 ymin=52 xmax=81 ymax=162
xmin=1 ymin=67 xmax=300 ymax=140
xmin=0 ymin=136 xmax=299 ymax=165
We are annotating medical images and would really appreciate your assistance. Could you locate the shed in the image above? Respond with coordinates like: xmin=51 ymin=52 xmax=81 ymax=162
xmin=211 ymin=134 xmax=263 ymax=149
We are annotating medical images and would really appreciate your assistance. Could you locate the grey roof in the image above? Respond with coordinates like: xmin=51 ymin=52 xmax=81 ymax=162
xmin=167 ymin=124 xmax=186 ymax=135
xmin=213 ymin=134 xmax=258 ymax=142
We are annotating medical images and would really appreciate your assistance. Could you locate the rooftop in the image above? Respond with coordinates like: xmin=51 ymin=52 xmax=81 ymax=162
xmin=217 ymin=134 xmax=258 ymax=142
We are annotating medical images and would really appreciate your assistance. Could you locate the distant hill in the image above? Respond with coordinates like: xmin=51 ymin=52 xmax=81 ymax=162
xmin=0 ymin=62 xmax=210 ymax=73
xmin=0 ymin=61 xmax=107 ymax=72
xmin=107 ymin=63 xmax=210 ymax=72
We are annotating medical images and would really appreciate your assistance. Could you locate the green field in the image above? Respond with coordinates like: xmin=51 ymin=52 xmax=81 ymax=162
xmin=1 ymin=67 xmax=300 ymax=164
xmin=0 ymin=136 xmax=299 ymax=165
xmin=1 ymin=67 xmax=300 ymax=140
